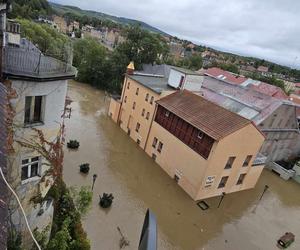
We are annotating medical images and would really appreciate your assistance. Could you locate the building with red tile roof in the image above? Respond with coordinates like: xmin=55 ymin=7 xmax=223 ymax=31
xmin=204 ymin=67 xmax=248 ymax=85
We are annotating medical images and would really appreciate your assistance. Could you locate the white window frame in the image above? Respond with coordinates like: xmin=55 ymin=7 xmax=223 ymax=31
xmin=21 ymin=156 xmax=41 ymax=184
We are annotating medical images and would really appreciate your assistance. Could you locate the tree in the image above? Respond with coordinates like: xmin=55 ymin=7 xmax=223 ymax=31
xmin=73 ymin=37 xmax=108 ymax=89
xmin=16 ymin=19 xmax=70 ymax=60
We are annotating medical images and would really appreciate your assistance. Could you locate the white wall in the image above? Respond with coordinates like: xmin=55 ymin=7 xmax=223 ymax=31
xmin=184 ymin=74 xmax=204 ymax=91
xmin=12 ymin=79 xmax=67 ymax=129
xmin=168 ymin=69 xmax=185 ymax=89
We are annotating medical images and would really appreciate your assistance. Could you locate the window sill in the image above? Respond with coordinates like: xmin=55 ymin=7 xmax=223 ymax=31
xmin=23 ymin=122 xmax=44 ymax=128
xmin=21 ymin=176 xmax=41 ymax=185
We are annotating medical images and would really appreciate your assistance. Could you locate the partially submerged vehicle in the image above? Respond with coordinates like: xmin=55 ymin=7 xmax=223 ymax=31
xmin=277 ymin=232 xmax=295 ymax=249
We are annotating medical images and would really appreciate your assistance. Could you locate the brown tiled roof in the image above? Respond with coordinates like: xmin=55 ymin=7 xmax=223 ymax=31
xmin=156 ymin=90 xmax=251 ymax=140
xmin=0 ymin=82 xmax=8 ymax=249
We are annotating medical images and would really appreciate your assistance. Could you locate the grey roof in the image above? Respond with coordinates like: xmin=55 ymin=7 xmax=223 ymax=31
xmin=0 ymin=82 xmax=8 ymax=250
xmin=128 ymin=74 xmax=173 ymax=94
xmin=195 ymin=76 xmax=286 ymax=124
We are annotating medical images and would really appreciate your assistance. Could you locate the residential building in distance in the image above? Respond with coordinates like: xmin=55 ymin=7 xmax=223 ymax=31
xmin=198 ymin=74 xmax=300 ymax=164
xmin=53 ymin=15 xmax=68 ymax=33
xmin=2 ymin=16 xmax=76 ymax=247
xmin=108 ymin=63 xmax=265 ymax=200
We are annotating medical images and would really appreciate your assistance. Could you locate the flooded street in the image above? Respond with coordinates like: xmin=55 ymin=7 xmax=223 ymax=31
xmin=63 ymin=80 xmax=300 ymax=250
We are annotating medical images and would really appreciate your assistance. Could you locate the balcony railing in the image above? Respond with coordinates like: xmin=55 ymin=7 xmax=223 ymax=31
xmin=3 ymin=47 xmax=77 ymax=79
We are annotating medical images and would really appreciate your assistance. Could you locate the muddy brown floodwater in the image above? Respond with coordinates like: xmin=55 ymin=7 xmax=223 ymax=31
xmin=63 ymin=80 xmax=300 ymax=250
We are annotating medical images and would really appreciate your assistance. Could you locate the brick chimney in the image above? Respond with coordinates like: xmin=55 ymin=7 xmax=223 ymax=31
xmin=126 ymin=61 xmax=135 ymax=75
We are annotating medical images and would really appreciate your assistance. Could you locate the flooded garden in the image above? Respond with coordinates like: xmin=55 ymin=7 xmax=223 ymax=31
xmin=63 ymin=80 xmax=300 ymax=250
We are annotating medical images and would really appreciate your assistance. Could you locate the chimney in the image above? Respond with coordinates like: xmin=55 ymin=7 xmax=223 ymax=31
xmin=126 ymin=61 xmax=135 ymax=75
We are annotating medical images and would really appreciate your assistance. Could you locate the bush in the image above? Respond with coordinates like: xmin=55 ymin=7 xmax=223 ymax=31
xmin=99 ymin=193 xmax=114 ymax=208
xmin=79 ymin=163 xmax=90 ymax=174
xmin=67 ymin=140 xmax=80 ymax=149
xmin=47 ymin=181 xmax=91 ymax=250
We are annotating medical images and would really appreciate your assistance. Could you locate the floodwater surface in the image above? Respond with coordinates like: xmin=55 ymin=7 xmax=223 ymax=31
xmin=63 ymin=80 xmax=300 ymax=250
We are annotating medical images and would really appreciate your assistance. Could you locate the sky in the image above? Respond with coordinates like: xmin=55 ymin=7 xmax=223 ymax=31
xmin=52 ymin=0 xmax=300 ymax=69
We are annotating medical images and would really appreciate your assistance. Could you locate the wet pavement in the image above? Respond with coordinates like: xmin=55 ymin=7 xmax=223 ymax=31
xmin=63 ymin=80 xmax=300 ymax=250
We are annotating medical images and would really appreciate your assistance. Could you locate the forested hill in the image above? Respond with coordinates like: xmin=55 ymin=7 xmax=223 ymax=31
xmin=50 ymin=2 xmax=168 ymax=35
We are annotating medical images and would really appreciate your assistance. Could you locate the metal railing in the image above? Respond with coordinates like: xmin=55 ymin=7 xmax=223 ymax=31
xmin=3 ymin=47 xmax=76 ymax=79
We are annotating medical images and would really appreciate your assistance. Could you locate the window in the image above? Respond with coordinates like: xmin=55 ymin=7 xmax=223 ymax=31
xmin=150 ymin=96 xmax=154 ymax=105
xmin=237 ymin=173 xmax=246 ymax=185
xmin=165 ymin=111 xmax=170 ymax=117
xmin=141 ymin=109 xmax=145 ymax=117
xmin=132 ymin=102 xmax=136 ymax=110
xmin=24 ymin=96 xmax=44 ymax=125
xmin=197 ymin=131 xmax=204 ymax=139
xmin=146 ymin=112 xmax=150 ymax=120
xmin=145 ymin=93 xmax=149 ymax=101
xmin=21 ymin=156 xmax=40 ymax=181
xmin=124 ymin=96 xmax=127 ymax=103
xmin=157 ymin=142 xmax=163 ymax=153
xmin=136 ymin=88 xmax=139 ymax=95
xmin=152 ymin=137 xmax=158 ymax=148
xmin=135 ymin=122 xmax=140 ymax=132
xmin=137 ymin=139 xmax=141 ymax=145
xmin=243 ymin=155 xmax=252 ymax=167
xmin=179 ymin=76 xmax=185 ymax=88
xmin=152 ymin=153 xmax=157 ymax=161
xmin=218 ymin=176 xmax=228 ymax=189
xmin=127 ymin=82 xmax=130 ymax=89
xmin=224 ymin=156 xmax=236 ymax=169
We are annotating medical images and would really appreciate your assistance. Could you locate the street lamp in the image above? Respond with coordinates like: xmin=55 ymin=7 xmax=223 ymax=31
xmin=259 ymin=185 xmax=269 ymax=201
xmin=92 ymin=174 xmax=98 ymax=191
xmin=217 ymin=192 xmax=226 ymax=208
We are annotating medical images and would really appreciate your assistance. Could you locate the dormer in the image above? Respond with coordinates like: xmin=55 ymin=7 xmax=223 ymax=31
xmin=167 ymin=67 xmax=204 ymax=91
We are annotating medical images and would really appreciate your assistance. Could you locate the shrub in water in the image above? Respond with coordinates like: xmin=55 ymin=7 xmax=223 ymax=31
xmin=79 ymin=163 xmax=90 ymax=174
xmin=67 ymin=140 xmax=80 ymax=149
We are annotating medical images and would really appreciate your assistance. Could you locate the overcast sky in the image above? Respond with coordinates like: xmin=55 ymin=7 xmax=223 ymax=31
xmin=52 ymin=0 xmax=300 ymax=69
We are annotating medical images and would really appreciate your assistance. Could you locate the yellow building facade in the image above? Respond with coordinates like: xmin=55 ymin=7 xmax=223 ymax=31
xmin=109 ymin=66 xmax=265 ymax=201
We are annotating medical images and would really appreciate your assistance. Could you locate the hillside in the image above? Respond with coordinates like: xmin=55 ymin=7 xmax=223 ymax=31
xmin=50 ymin=2 xmax=168 ymax=35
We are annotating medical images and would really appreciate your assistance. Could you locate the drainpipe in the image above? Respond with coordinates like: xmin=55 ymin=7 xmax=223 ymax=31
xmin=144 ymin=103 xmax=158 ymax=151
xmin=116 ymin=75 xmax=129 ymax=125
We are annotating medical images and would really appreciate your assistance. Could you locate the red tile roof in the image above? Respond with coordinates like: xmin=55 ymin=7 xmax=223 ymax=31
xmin=257 ymin=66 xmax=269 ymax=72
xmin=249 ymin=82 xmax=288 ymax=100
xmin=295 ymin=83 xmax=300 ymax=88
xmin=204 ymin=67 xmax=247 ymax=85
xmin=156 ymin=90 xmax=252 ymax=140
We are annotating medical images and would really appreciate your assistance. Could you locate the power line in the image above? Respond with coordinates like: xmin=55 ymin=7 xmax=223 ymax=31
xmin=0 ymin=167 xmax=42 ymax=250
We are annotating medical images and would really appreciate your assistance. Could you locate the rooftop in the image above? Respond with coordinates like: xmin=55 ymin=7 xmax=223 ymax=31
xmin=204 ymin=67 xmax=248 ymax=85
xmin=156 ymin=90 xmax=251 ymax=140
xmin=204 ymin=67 xmax=288 ymax=100
xmin=198 ymin=76 xmax=284 ymax=124
xmin=128 ymin=74 xmax=173 ymax=94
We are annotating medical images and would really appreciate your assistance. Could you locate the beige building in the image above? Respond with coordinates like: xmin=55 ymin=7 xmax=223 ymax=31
xmin=109 ymin=64 xmax=265 ymax=200
xmin=53 ymin=15 xmax=68 ymax=33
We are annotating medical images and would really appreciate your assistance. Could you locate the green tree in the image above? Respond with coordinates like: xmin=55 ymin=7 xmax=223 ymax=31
xmin=70 ymin=186 xmax=93 ymax=216
xmin=16 ymin=19 xmax=70 ymax=60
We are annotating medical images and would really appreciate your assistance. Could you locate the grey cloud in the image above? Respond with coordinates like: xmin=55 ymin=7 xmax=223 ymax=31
xmin=52 ymin=0 xmax=300 ymax=68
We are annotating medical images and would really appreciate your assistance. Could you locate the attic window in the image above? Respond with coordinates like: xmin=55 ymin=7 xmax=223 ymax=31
xmin=197 ymin=131 xmax=204 ymax=139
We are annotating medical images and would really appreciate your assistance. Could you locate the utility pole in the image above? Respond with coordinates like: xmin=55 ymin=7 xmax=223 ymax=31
xmin=259 ymin=185 xmax=269 ymax=201
xmin=217 ymin=192 xmax=226 ymax=208
xmin=91 ymin=174 xmax=98 ymax=191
